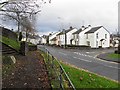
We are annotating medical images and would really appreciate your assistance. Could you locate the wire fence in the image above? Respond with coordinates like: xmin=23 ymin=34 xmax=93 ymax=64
xmin=39 ymin=46 xmax=76 ymax=90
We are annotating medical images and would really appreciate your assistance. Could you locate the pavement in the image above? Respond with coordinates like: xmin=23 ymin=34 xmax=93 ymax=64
xmin=38 ymin=45 xmax=119 ymax=82
xmin=2 ymin=51 xmax=51 ymax=89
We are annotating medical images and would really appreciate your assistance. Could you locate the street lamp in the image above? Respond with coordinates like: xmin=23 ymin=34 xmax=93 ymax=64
xmin=63 ymin=29 xmax=66 ymax=49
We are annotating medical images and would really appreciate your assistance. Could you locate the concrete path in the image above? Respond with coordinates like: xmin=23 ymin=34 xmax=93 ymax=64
xmin=2 ymin=51 xmax=51 ymax=89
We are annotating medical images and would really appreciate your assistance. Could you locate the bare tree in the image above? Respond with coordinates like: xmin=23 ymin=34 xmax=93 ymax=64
xmin=0 ymin=0 xmax=51 ymax=39
xmin=20 ymin=15 xmax=36 ymax=42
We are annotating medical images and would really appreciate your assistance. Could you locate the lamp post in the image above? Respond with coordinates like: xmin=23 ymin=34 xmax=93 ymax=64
xmin=63 ymin=29 xmax=66 ymax=49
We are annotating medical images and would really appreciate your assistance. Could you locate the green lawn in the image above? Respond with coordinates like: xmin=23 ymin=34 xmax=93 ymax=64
xmin=41 ymin=50 xmax=120 ymax=88
xmin=108 ymin=53 xmax=120 ymax=59
xmin=61 ymin=62 xmax=120 ymax=88
xmin=0 ymin=35 xmax=20 ymax=51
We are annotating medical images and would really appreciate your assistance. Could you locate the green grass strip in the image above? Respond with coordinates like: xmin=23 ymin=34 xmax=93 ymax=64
xmin=61 ymin=62 xmax=120 ymax=88
xmin=0 ymin=35 xmax=20 ymax=51
xmin=41 ymin=51 xmax=70 ymax=88
xmin=108 ymin=53 xmax=120 ymax=59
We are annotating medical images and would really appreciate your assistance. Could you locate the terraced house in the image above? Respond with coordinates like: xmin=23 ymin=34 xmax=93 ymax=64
xmin=73 ymin=25 xmax=110 ymax=48
xmin=73 ymin=25 xmax=92 ymax=46
xmin=47 ymin=25 xmax=110 ymax=48
xmin=49 ymin=31 xmax=61 ymax=45
xmin=85 ymin=26 xmax=110 ymax=48
xmin=57 ymin=26 xmax=77 ymax=46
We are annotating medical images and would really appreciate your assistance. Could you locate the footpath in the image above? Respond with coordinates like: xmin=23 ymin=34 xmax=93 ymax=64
xmin=2 ymin=51 xmax=51 ymax=89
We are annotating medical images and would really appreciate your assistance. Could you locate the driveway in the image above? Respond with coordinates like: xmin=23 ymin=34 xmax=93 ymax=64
xmin=38 ymin=45 xmax=119 ymax=82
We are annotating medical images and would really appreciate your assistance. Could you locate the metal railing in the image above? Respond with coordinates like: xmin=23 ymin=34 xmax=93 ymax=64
xmin=39 ymin=46 xmax=76 ymax=90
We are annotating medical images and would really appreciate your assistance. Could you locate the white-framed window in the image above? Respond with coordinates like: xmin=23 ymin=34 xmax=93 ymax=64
xmin=96 ymin=33 xmax=99 ymax=39
xmin=86 ymin=34 xmax=88 ymax=39
xmin=87 ymin=41 xmax=90 ymax=46
xmin=105 ymin=34 xmax=107 ymax=39
xmin=76 ymin=34 xmax=79 ymax=39
xmin=96 ymin=41 xmax=98 ymax=47
xmin=73 ymin=35 xmax=75 ymax=39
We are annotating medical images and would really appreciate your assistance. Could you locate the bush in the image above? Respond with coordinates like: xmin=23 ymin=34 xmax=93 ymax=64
xmin=114 ymin=44 xmax=120 ymax=54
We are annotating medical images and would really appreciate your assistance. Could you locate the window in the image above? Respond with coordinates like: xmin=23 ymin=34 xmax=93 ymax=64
xmin=76 ymin=34 xmax=79 ymax=39
xmin=86 ymin=34 xmax=88 ymax=39
xmin=96 ymin=41 xmax=98 ymax=47
xmin=96 ymin=33 xmax=98 ymax=39
xmin=105 ymin=34 xmax=107 ymax=39
xmin=87 ymin=41 xmax=90 ymax=46
xmin=74 ymin=35 xmax=75 ymax=39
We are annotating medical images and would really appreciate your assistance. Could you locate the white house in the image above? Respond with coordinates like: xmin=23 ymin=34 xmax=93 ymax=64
xmin=21 ymin=32 xmax=41 ymax=45
xmin=73 ymin=25 xmax=92 ymax=45
xmin=41 ymin=35 xmax=47 ymax=44
xmin=29 ymin=35 xmax=41 ymax=45
xmin=57 ymin=27 xmax=78 ymax=46
xmin=85 ymin=26 xmax=110 ymax=48
xmin=49 ymin=31 xmax=60 ymax=45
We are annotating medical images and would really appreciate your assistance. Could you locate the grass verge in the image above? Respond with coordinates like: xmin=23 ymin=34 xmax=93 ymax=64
xmin=41 ymin=51 xmax=70 ymax=88
xmin=40 ymin=50 xmax=120 ymax=88
xmin=61 ymin=62 xmax=120 ymax=88
xmin=108 ymin=53 xmax=120 ymax=59
xmin=0 ymin=35 xmax=20 ymax=51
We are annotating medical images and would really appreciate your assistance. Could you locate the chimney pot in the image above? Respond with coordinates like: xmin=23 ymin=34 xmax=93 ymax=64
xmin=88 ymin=25 xmax=91 ymax=27
xmin=70 ymin=26 xmax=73 ymax=29
xmin=81 ymin=26 xmax=85 ymax=30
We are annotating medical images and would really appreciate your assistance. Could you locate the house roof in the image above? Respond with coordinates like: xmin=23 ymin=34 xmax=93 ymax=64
xmin=85 ymin=26 xmax=102 ymax=34
xmin=57 ymin=27 xmax=74 ymax=36
xmin=73 ymin=29 xmax=82 ymax=34
xmin=56 ymin=31 xmax=64 ymax=36
xmin=50 ymin=37 xmax=56 ymax=41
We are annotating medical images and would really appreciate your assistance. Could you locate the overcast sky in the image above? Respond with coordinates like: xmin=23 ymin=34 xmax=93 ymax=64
xmin=0 ymin=0 xmax=119 ymax=36
xmin=36 ymin=0 xmax=119 ymax=36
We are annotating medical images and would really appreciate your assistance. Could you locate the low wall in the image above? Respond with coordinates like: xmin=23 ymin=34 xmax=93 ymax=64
xmin=0 ymin=27 xmax=17 ymax=40
xmin=20 ymin=41 xmax=28 ymax=56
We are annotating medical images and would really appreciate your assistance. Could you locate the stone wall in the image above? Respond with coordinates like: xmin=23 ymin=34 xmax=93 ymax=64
xmin=20 ymin=41 xmax=28 ymax=56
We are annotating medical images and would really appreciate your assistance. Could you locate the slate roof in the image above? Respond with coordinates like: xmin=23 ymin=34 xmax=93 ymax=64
xmin=56 ymin=31 xmax=64 ymax=36
xmin=73 ymin=29 xmax=82 ymax=34
xmin=57 ymin=28 xmax=74 ymax=35
xmin=50 ymin=37 xmax=56 ymax=41
xmin=85 ymin=26 xmax=102 ymax=34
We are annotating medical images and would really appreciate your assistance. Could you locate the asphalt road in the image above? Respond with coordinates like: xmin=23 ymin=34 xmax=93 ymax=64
xmin=38 ymin=45 xmax=119 ymax=82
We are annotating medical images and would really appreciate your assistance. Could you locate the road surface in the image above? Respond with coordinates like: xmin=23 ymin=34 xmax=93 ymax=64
xmin=38 ymin=45 xmax=119 ymax=82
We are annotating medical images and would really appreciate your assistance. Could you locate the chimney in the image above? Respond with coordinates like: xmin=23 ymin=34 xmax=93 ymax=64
xmin=88 ymin=25 xmax=92 ymax=29
xmin=70 ymin=26 xmax=73 ymax=30
xmin=81 ymin=26 xmax=85 ymax=30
